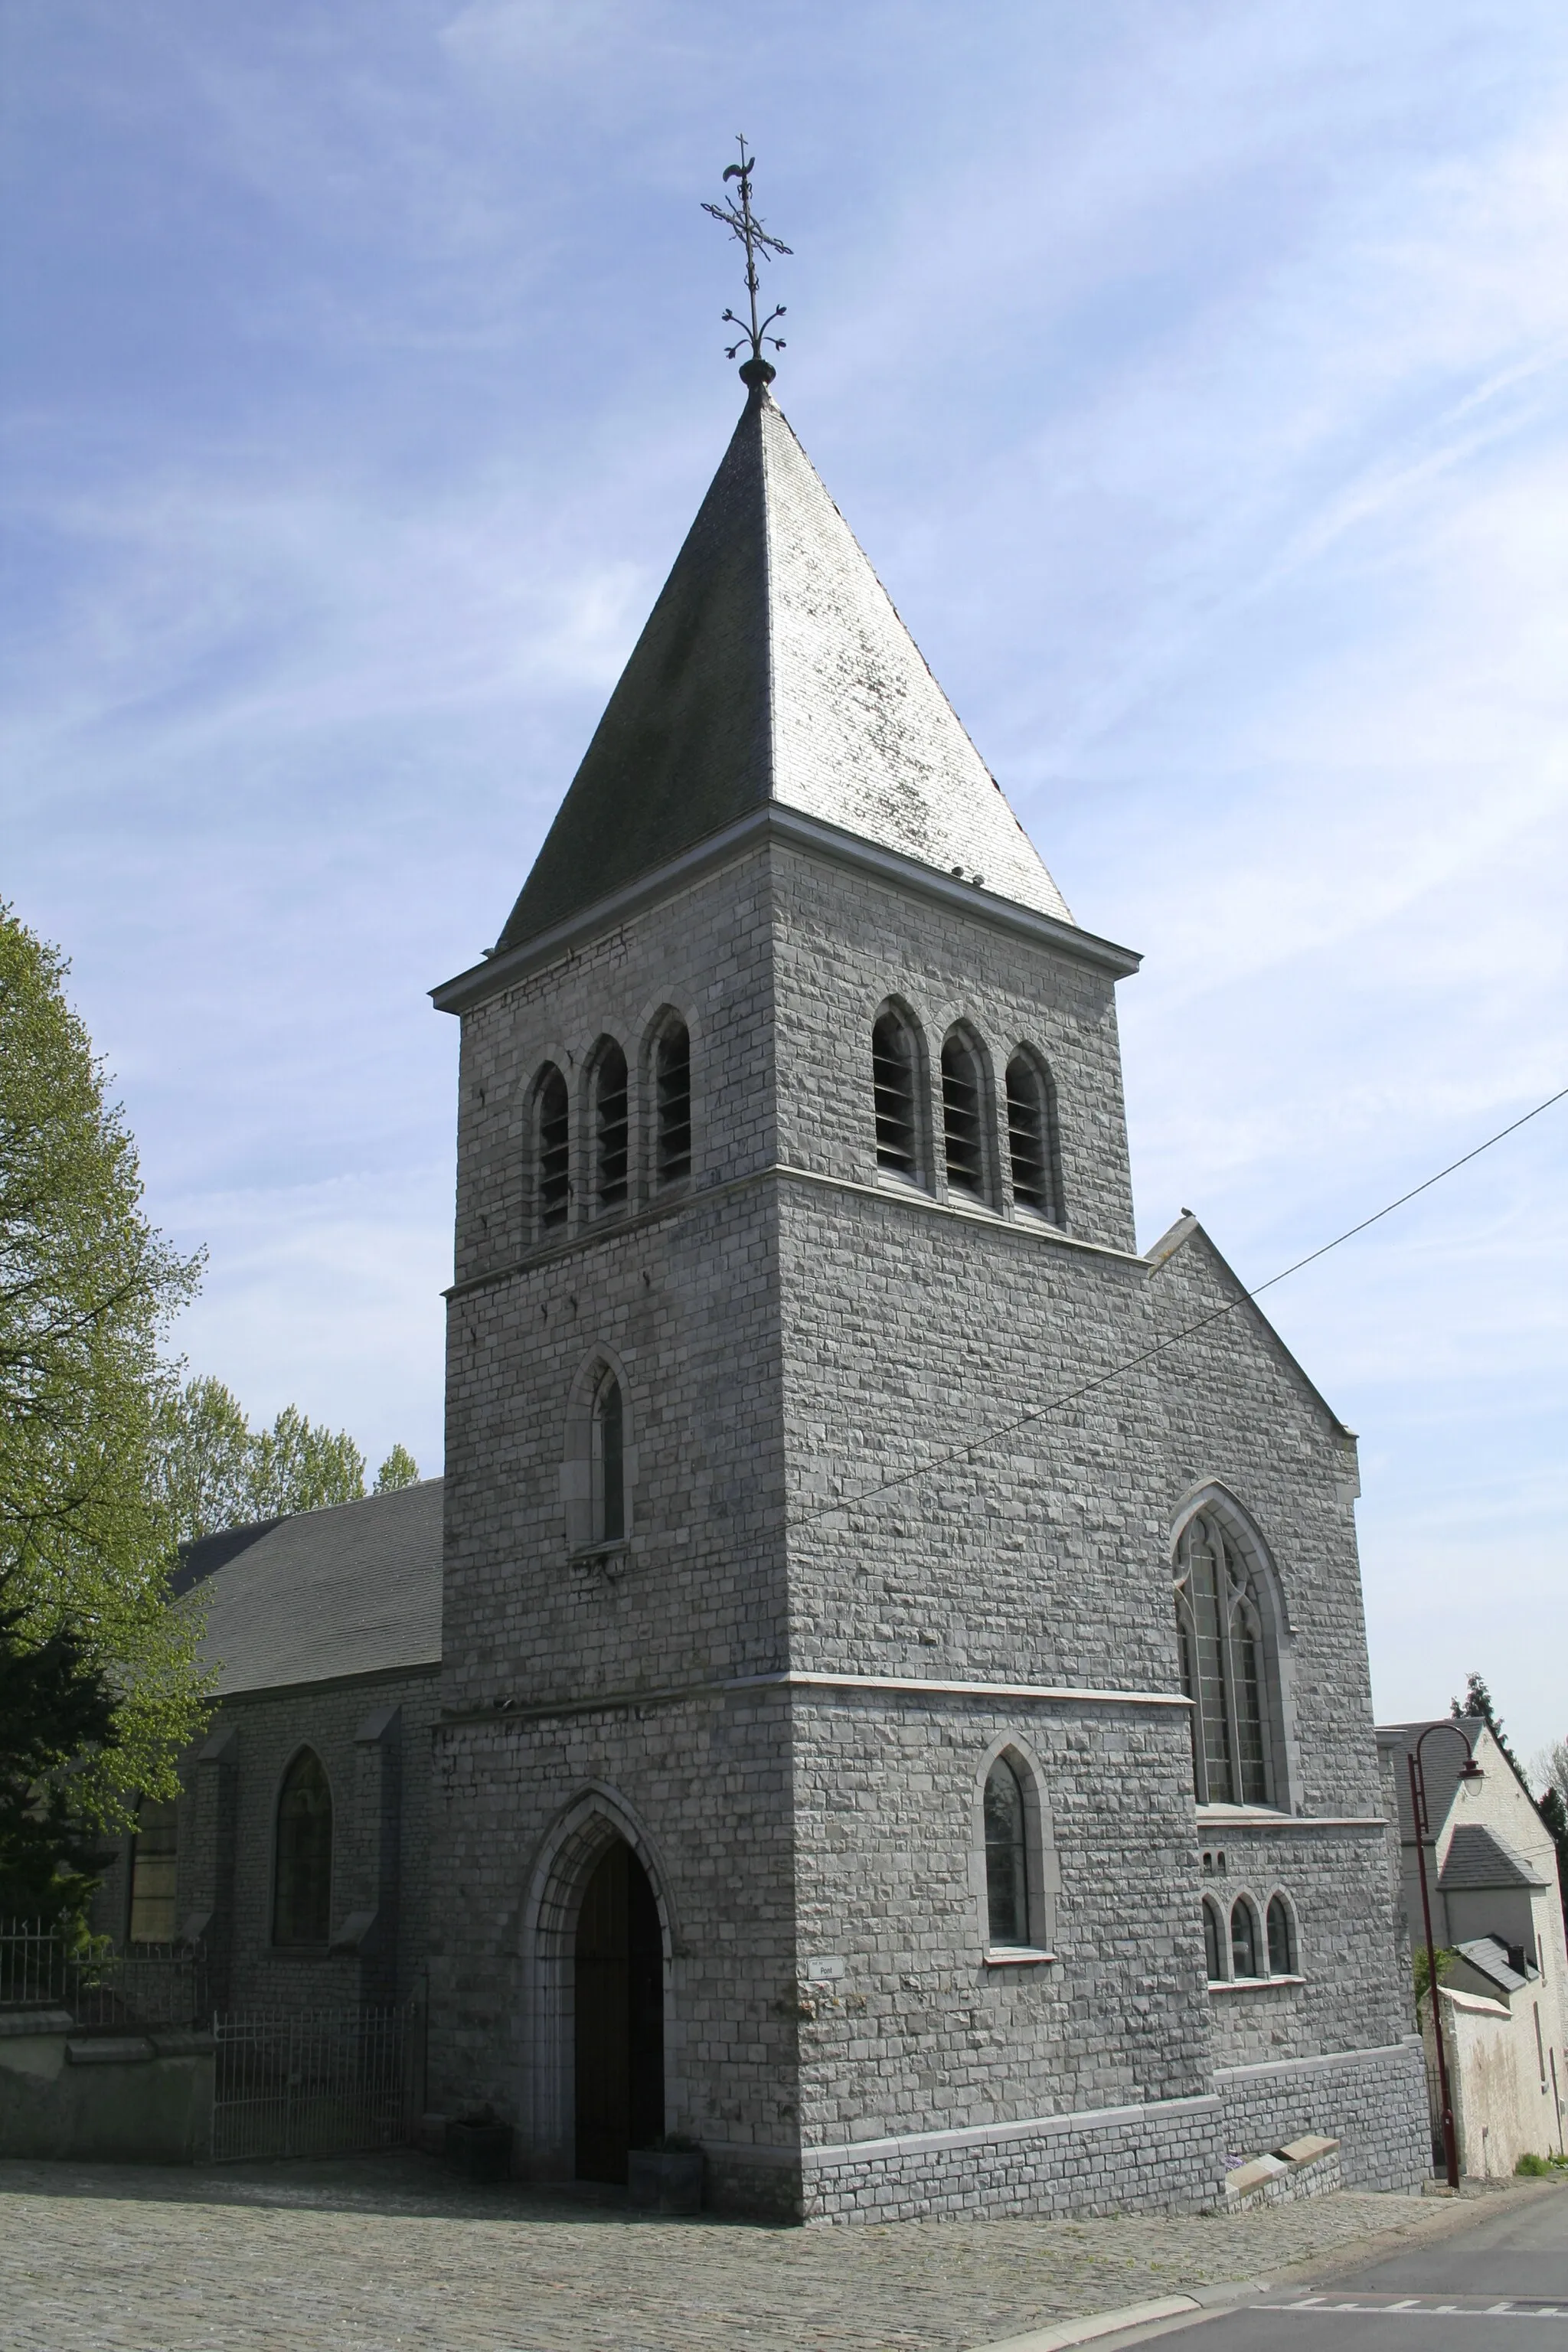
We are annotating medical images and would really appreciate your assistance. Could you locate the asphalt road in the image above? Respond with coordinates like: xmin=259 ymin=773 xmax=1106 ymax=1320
xmin=1179 ymin=2187 xmax=1568 ymax=2350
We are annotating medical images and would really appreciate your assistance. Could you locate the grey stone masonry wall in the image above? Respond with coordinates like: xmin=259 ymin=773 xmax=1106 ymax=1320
xmin=201 ymin=1668 xmax=438 ymax=2015
xmin=432 ymin=818 xmax=1426 ymax=2217
xmin=426 ymin=1691 xmax=800 ymax=2194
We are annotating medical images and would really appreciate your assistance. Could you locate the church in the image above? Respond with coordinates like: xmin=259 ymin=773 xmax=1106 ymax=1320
xmin=102 ymin=359 xmax=1432 ymax=2220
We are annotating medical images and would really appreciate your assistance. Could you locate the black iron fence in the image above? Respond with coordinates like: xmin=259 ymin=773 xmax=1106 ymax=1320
xmin=211 ymin=2004 xmax=418 ymax=2161
xmin=0 ymin=1918 xmax=207 ymax=2030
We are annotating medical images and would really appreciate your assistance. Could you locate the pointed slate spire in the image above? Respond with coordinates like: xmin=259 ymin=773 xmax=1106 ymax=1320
xmin=497 ymin=384 xmax=1072 ymax=953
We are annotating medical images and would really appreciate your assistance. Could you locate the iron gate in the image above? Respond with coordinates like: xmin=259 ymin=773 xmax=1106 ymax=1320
xmin=212 ymin=2004 xmax=417 ymax=2161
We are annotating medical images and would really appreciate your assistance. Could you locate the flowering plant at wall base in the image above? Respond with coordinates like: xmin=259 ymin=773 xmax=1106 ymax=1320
xmin=1516 ymin=2153 xmax=1568 ymax=2177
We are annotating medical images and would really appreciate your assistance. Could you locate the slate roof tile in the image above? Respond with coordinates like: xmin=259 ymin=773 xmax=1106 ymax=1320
xmin=497 ymin=384 xmax=1071 ymax=952
xmin=185 ymin=1481 xmax=443 ymax=1696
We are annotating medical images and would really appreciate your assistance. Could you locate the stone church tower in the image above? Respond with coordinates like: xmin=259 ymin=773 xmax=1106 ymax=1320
xmin=428 ymin=374 xmax=1429 ymax=2218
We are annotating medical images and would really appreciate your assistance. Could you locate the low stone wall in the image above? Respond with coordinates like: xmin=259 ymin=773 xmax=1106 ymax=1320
xmin=1216 ymin=2037 xmax=1429 ymax=2194
xmin=0 ymin=2011 xmax=214 ymax=2163
xmin=720 ymin=2037 xmax=1433 ymax=2223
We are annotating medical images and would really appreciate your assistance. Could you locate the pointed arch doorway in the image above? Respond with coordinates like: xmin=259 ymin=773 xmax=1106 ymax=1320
xmin=573 ymin=1837 xmax=664 ymax=2182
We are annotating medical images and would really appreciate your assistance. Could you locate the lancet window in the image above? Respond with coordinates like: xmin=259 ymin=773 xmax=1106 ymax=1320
xmin=1174 ymin=1508 xmax=1276 ymax=1808
xmin=655 ymin=1020 xmax=691 ymax=1187
xmin=1006 ymin=1051 xmax=1061 ymax=1222
xmin=273 ymin=1749 xmax=333 ymax=1947
xmin=1230 ymin=1896 xmax=1259 ymax=1979
xmin=535 ymin=1063 xmax=570 ymax=1233
xmin=590 ymin=1367 xmax=626 ymax=1544
xmin=940 ymin=1031 xmax=986 ymax=1200
xmin=871 ymin=1008 xmax=919 ymax=1179
xmin=983 ymin=1755 xmax=1030 ymax=1947
xmin=593 ymin=1040 xmax=629 ymax=1211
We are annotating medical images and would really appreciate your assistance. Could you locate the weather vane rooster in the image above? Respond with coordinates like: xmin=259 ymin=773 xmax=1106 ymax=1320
xmin=703 ymin=137 xmax=792 ymax=384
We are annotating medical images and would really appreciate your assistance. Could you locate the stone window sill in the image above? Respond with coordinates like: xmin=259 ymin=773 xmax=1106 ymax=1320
xmin=1207 ymin=1973 xmax=1305 ymax=1992
xmin=570 ymin=1540 xmax=630 ymax=1566
xmin=985 ymin=1946 xmax=1057 ymax=1968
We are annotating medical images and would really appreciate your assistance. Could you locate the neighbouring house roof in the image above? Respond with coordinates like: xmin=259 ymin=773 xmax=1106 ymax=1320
xmin=492 ymin=382 xmax=1073 ymax=954
xmin=1453 ymin=1937 xmax=1532 ymax=1996
xmin=1438 ymin=1822 xmax=1549 ymax=1893
xmin=182 ymin=1480 xmax=443 ymax=1696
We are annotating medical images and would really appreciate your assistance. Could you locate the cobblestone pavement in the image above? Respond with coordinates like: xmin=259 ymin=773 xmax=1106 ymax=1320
xmin=0 ymin=2155 xmax=1517 ymax=2352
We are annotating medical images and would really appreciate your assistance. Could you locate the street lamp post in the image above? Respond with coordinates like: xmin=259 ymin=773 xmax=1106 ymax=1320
xmin=1408 ymin=1723 xmax=1484 ymax=2191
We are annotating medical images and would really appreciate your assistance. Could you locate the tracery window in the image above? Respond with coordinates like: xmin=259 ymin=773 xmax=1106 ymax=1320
xmin=983 ymin=1756 xmax=1030 ymax=1946
xmin=940 ymin=1031 xmax=985 ymax=1200
xmin=1174 ymin=1508 xmax=1275 ymax=1807
xmin=1006 ymin=1052 xmax=1062 ymax=1223
xmin=1202 ymin=1896 xmax=1225 ymax=1984
xmin=590 ymin=1367 xmax=626 ymax=1544
xmin=273 ymin=1749 xmax=332 ymax=1947
xmin=1230 ymin=1896 xmax=1259 ymax=1979
xmin=654 ymin=1021 xmax=691 ymax=1187
xmin=593 ymin=1040 xmax=629 ymax=1211
xmin=871 ymin=1008 xmax=919 ymax=1178
xmin=535 ymin=1063 xmax=570 ymax=1233
xmin=1266 ymin=1893 xmax=1296 ymax=1976
xmin=128 ymin=1795 xmax=178 ymax=1945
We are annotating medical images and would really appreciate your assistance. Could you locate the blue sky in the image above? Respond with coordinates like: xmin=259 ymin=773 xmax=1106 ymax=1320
xmin=3 ymin=2 xmax=1565 ymax=1760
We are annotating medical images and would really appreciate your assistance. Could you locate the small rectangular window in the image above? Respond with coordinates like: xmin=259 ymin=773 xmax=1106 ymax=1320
xmin=129 ymin=1797 xmax=179 ymax=1945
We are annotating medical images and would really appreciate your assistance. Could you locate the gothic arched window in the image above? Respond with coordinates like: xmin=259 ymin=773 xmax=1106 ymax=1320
xmin=534 ymin=1063 xmax=570 ymax=1234
xmin=1202 ymin=1896 xmax=1225 ymax=1984
xmin=940 ymin=1031 xmax=986 ymax=1200
xmin=1006 ymin=1050 xmax=1062 ymax=1223
xmin=654 ymin=1020 xmax=691 ymax=1188
xmin=593 ymin=1040 xmax=629 ymax=1211
xmin=273 ymin=1749 xmax=332 ymax=1947
xmin=1174 ymin=1508 xmax=1276 ymax=1808
xmin=871 ymin=1008 xmax=920 ymax=1179
xmin=1230 ymin=1896 xmax=1259 ymax=1979
xmin=590 ymin=1367 xmax=626 ymax=1544
xmin=1266 ymin=1893 xmax=1296 ymax=1976
xmin=983 ymin=1755 xmax=1030 ymax=1947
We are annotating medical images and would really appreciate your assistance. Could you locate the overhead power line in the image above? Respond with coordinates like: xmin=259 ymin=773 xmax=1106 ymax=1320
xmin=796 ymin=1083 xmax=1568 ymax=1527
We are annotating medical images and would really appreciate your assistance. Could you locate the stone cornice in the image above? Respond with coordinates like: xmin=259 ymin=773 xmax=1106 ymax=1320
xmin=436 ymin=1667 xmax=1191 ymax=1731
xmin=431 ymin=804 xmax=1140 ymax=1019
xmin=445 ymin=1158 xmax=1148 ymax=1302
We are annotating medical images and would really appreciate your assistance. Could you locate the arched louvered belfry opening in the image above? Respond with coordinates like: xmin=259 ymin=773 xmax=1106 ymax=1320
xmin=871 ymin=1004 xmax=921 ymax=1180
xmin=1005 ymin=1049 xmax=1063 ymax=1223
xmin=533 ymin=1062 xmax=570 ymax=1235
xmin=652 ymin=1017 xmax=691 ymax=1188
xmin=1173 ymin=1500 xmax=1286 ymax=1809
xmin=273 ymin=1749 xmax=333 ymax=1947
xmin=939 ymin=1028 xmax=988 ymax=1201
xmin=591 ymin=1038 xmax=629 ymax=1212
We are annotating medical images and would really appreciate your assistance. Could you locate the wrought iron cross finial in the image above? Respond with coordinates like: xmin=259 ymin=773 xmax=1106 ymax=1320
xmin=702 ymin=136 xmax=791 ymax=386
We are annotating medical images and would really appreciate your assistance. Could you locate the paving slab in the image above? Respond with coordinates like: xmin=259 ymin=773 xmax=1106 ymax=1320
xmin=0 ymin=2154 xmax=1539 ymax=2352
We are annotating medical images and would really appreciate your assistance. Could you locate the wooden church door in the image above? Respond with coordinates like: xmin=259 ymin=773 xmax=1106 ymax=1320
xmin=573 ymin=1838 xmax=664 ymax=2182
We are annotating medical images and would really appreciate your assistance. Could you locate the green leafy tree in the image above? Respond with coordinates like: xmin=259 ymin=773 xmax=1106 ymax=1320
xmin=155 ymin=1376 xmax=403 ymax=1542
xmin=374 ymin=1442 xmax=420 ymax=1493
xmin=244 ymin=1403 xmax=364 ymax=1521
xmin=1453 ymin=1671 xmax=1568 ymax=1939
xmin=0 ymin=1604 xmax=121 ymax=1922
xmin=0 ymin=906 xmax=208 ymax=1860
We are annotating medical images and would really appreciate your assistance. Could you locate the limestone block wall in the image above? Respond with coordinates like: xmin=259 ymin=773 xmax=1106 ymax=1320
xmin=202 ymin=1668 xmax=438 ymax=2014
xmin=442 ymin=844 xmax=789 ymax=1722
xmin=769 ymin=843 xmax=1138 ymax=1253
xmin=788 ymin=1691 xmax=1214 ymax=2153
xmin=423 ymin=1689 xmax=801 ymax=2203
